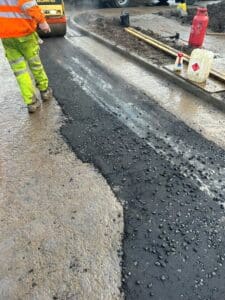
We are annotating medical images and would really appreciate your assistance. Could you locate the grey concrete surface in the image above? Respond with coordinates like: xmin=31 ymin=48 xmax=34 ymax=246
xmin=0 ymin=42 xmax=123 ymax=300
xmin=71 ymin=4 xmax=225 ymax=73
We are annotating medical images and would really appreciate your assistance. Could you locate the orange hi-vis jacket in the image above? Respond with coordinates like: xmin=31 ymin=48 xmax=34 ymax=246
xmin=0 ymin=0 xmax=46 ymax=38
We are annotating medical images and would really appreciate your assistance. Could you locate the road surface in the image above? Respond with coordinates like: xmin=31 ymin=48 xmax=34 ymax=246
xmin=40 ymin=18 xmax=225 ymax=299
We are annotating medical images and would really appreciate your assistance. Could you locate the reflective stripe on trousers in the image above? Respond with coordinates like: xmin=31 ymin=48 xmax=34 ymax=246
xmin=10 ymin=56 xmax=35 ymax=105
xmin=2 ymin=32 xmax=48 ymax=105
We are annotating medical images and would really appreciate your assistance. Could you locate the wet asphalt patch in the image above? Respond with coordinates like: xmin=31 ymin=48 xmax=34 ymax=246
xmin=41 ymin=38 xmax=225 ymax=300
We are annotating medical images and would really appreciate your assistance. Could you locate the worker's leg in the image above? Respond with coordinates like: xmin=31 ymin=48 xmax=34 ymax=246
xmin=19 ymin=33 xmax=49 ymax=92
xmin=2 ymin=38 xmax=36 ymax=105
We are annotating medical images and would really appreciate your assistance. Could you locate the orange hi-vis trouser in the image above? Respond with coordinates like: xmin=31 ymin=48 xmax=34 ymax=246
xmin=2 ymin=32 xmax=48 ymax=105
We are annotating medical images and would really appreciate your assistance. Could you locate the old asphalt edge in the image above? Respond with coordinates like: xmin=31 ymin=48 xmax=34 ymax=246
xmin=0 ymin=41 xmax=123 ymax=300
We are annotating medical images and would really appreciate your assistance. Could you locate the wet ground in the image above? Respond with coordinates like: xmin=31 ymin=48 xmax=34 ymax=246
xmin=66 ymin=20 xmax=225 ymax=148
xmin=129 ymin=12 xmax=225 ymax=72
xmin=73 ymin=4 xmax=225 ymax=72
xmin=41 ymin=20 xmax=225 ymax=299
xmin=1 ymin=4 xmax=225 ymax=300
xmin=0 ymin=43 xmax=123 ymax=299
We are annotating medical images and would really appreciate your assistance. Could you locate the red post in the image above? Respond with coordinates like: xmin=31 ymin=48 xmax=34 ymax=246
xmin=188 ymin=7 xmax=209 ymax=48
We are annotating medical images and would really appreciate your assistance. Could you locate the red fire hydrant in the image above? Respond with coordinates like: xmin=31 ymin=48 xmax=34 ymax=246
xmin=188 ymin=7 xmax=209 ymax=48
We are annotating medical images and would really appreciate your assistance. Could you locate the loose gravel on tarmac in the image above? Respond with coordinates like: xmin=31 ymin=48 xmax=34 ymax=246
xmin=41 ymin=37 xmax=225 ymax=300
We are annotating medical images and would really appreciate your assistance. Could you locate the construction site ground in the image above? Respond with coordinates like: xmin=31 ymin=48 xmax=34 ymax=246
xmin=1 ymin=3 xmax=225 ymax=300
xmin=74 ymin=4 xmax=225 ymax=72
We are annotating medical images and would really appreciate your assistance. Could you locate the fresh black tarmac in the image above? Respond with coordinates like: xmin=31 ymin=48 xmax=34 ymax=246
xmin=41 ymin=37 xmax=225 ymax=300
